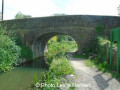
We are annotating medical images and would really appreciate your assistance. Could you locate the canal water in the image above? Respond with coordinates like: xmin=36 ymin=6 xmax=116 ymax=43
xmin=0 ymin=59 xmax=48 ymax=90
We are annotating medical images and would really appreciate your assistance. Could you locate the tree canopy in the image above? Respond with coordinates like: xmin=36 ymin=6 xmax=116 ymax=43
xmin=15 ymin=12 xmax=32 ymax=19
xmin=53 ymin=13 xmax=66 ymax=16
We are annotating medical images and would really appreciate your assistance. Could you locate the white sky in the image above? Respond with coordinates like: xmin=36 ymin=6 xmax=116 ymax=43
xmin=0 ymin=0 xmax=120 ymax=20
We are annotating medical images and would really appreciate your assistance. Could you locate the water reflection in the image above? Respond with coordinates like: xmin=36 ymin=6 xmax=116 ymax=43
xmin=20 ymin=56 xmax=48 ymax=69
xmin=0 ymin=57 xmax=48 ymax=90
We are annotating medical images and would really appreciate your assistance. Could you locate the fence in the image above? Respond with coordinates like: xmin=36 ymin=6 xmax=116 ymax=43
xmin=110 ymin=27 xmax=120 ymax=73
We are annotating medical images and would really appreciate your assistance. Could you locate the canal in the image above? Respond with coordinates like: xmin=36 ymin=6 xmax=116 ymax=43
xmin=0 ymin=59 xmax=47 ymax=90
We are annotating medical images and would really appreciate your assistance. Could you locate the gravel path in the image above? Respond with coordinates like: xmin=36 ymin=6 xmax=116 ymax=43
xmin=68 ymin=57 xmax=120 ymax=90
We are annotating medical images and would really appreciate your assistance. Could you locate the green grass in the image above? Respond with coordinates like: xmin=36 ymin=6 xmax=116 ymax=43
xmin=86 ymin=59 xmax=96 ymax=68
xmin=73 ymin=53 xmax=120 ymax=82
xmin=33 ymin=73 xmax=39 ymax=85
xmin=73 ymin=35 xmax=120 ymax=82
xmin=85 ymin=59 xmax=120 ymax=82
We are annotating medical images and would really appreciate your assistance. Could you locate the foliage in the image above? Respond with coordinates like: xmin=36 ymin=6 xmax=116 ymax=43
xmin=53 ymin=13 xmax=66 ymax=16
xmin=57 ymin=35 xmax=74 ymax=42
xmin=15 ymin=37 xmax=33 ymax=60
xmin=41 ymin=56 xmax=75 ymax=89
xmin=0 ymin=26 xmax=21 ymax=72
xmin=81 ymin=36 xmax=110 ymax=60
xmin=86 ymin=59 xmax=96 ymax=68
xmin=96 ymin=25 xmax=106 ymax=35
xmin=74 ymin=33 xmax=120 ymax=81
xmin=86 ymin=59 xmax=108 ymax=71
xmin=33 ymin=35 xmax=77 ymax=89
xmin=50 ymin=35 xmax=74 ymax=42
xmin=15 ymin=12 xmax=31 ymax=19
xmin=48 ymin=35 xmax=77 ymax=51
xmin=52 ymin=36 xmax=58 ymax=41
xmin=33 ymin=73 xmax=39 ymax=85
xmin=92 ymin=36 xmax=109 ymax=62
xmin=19 ymin=45 xmax=33 ymax=60
xmin=81 ymin=36 xmax=110 ymax=63
xmin=49 ymin=57 xmax=75 ymax=76
xmin=85 ymin=59 xmax=120 ymax=81
xmin=46 ymin=39 xmax=77 ymax=64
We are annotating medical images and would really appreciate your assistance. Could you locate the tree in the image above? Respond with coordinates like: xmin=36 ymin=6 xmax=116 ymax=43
xmin=15 ymin=12 xmax=32 ymax=19
xmin=53 ymin=13 xmax=66 ymax=16
xmin=117 ymin=5 xmax=120 ymax=16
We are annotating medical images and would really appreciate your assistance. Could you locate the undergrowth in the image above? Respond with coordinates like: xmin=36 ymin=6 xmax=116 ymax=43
xmin=15 ymin=37 xmax=33 ymax=60
xmin=74 ymin=36 xmax=120 ymax=82
xmin=32 ymin=35 xmax=77 ymax=89
xmin=86 ymin=59 xmax=120 ymax=81
xmin=0 ymin=26 xmax=21 ymax=72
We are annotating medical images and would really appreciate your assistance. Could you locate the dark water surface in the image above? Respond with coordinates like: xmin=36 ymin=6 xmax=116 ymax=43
xmin=0 ymin=60 xmax=47 ymax=90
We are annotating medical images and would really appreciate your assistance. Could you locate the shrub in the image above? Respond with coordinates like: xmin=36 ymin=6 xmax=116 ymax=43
xmin=49 ymin=57 xmax=75 ymax=76
xmin=41 ymin=56 xmax=75 ymax=89
xmin=95 ymin=36 xmax=109 ymax=62
xmin=19 ymin=45 xmax=33 ymax=60
xmin=15 ymin=37 xmax=33 ymax=60
xmin=0 ymin=27 xmax=21 ymax=72
xmin=88 ymin=36 xmax=110 ymax=62
xmin=46 ymin=40 xmax=77 ymax=65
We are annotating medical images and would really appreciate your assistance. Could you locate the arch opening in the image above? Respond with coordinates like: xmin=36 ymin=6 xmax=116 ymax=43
xmin=32 ymin=32 xmax=79 ymax=58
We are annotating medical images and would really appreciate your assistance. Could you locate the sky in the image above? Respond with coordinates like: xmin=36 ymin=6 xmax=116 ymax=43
xmin=0 ymin=0 xmax=120 ymax=20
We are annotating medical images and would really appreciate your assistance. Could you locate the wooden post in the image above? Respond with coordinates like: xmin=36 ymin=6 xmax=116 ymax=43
xmin=110 ymin=31 xmax=113 ymax=65
xmin=106 ymin=42 xmax=109 ymax=63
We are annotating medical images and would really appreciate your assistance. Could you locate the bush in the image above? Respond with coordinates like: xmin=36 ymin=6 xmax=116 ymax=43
xmin=89 ymin=36 xmax=110 ymax=62
xmin=15 ymin=37 xmax=33 ymax=60
xmin=49 ymin=57 xmax=75 ymax=76
xmin=46 ymin=40 xmax=77 ymax=65
xmin=0 ymin=27 xmax=21 ymax=72
xmin=41 ymin=56 xmax=75 ymax=89
xmin=95 ymin=36 xmax=109 ymax=62
xmin=19 ymin=45 xmax=33 ymax=60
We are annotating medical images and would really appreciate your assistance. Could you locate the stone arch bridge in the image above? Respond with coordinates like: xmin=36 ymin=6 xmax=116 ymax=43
xmin=0 ymin=15 xmax=120 ymax=58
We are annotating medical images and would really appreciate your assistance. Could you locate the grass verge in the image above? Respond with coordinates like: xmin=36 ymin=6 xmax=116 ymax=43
xmin=32 ymin=56 xmax=76 ymax=90
xmin=85 ymin=59 xmax=120 ymax=82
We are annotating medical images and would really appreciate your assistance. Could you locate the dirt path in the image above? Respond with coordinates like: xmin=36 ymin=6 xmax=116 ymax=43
xmin=68 ymin=56 xmax=120 ymax=90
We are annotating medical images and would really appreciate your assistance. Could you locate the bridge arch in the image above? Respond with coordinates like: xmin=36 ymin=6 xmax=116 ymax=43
xmin=1 ymin=15 xmax=120 ymax=59
xmin=32 ymin=32 xmax=79 ymax=58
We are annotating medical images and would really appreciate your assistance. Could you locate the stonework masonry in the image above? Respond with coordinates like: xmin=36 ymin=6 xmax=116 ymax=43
xmin=0 ymin=15 xmax=120 ymax=58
